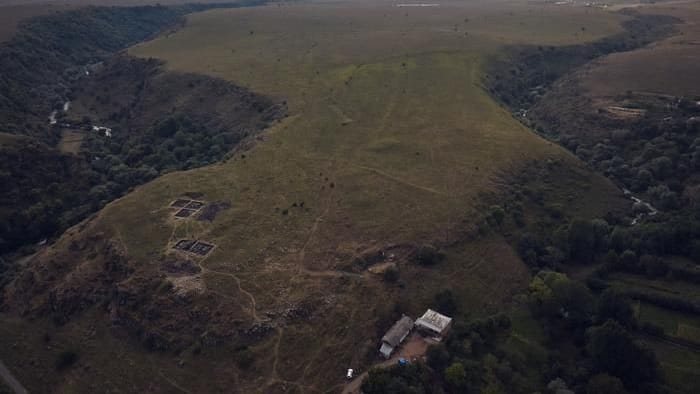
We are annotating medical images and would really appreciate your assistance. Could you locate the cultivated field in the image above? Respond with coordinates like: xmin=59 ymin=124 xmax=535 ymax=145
xmin=0 ymin=1 xmax=632 ymax=392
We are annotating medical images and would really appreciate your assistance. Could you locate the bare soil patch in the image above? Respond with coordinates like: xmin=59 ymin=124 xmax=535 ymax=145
xmin=196 ymin=200 xmax=231 ymax=221
xmin=168 ymin=274 xmax=205 ymax=296
xmin=161 ymin=258 xmax=201 ymax=275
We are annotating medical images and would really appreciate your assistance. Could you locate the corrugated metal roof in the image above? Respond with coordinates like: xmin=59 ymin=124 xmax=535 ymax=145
xmin=379 ymin=343 xmax=394 ymax=358
xmin=382 ymin=315 xmax=414 ymax=347
xmin=415 ymin=309 xmax=452 ymax=333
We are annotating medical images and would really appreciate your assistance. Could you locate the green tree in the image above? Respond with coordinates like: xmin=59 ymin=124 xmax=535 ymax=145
xmin=603 ymin=249 xmax=619 ymax=266
xmin=591 ymin=219 xmax=611 ymax=252
xmin=610 ymin=227 xmax=629 ymax=252
xmin=550 ymin=275 xmax=595 ymax=327
xmin=529 ymin=271 xmax=594 ymax=327
xmin=597 ymin=289 xmax=636 ymax=329
xmin=586 ymin=320 xmax=660 ymax=387
xmin=445 ymin=361 xmax=466 ymax=389
xmin=586 ymin=373 xmax=627 ymax=394
xmin=619 ymin=250 xmax=637 ymax=270
xmin=490 ymin=205 xmax=505 ymax=226
xmin=426 ymin=344 xmax=450 ymax=372
xmin=568 ymin=218 xmax=595 ymax=262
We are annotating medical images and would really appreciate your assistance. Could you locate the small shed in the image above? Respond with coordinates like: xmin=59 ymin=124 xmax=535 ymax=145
xmin=379 ymin=315 xmax=414 ymax=358
xmin=414 ymin=309 xmax=452 ymax=338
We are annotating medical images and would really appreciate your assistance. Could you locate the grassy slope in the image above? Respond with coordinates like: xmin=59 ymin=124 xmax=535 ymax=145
xmin=1 ymin=1 xmax=629 ymax=392
xmin=582 ymin=1 xmax=700 ymax=97
xmin=124 ymin=0 xmax=623 ymax=265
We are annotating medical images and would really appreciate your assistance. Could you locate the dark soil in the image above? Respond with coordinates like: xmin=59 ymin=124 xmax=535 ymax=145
xmin=160 ymin=258 xmax=201 ymax=275
xmin=196 ymin=201 xmax=232 ymax=221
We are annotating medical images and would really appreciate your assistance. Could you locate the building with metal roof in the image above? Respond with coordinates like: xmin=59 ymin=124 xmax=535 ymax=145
xmin=414 ymin=309 xmax=452 ymax=338
xmin=379 ymin=315 xmax=414 ymax=358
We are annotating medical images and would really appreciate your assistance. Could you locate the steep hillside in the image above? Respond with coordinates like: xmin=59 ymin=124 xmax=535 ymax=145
xmin=0 ymin=134 xmax=92 ymax=255
xmin=0 ymin=1 xmax=265 ymax=141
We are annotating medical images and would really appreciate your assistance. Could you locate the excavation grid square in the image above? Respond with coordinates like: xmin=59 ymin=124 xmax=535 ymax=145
xmin=190 ymin=241 xmax=214 ymax=256
xmin=185 ymin=200 xmax=205 ymax=210
xmin=174 ymin=239 xmax=196 ymax=251
xmin=171 ymin=199 xmax=192 ymax=208
xmin=172 ymin=239 xmax=215 ymax=256
xmin=175 ymin=208 xmax=196 ymax=218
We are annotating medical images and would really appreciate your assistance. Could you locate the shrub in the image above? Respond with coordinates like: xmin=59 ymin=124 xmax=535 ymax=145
xmin=415 ymin=244 xmax=444 ymax=266
xmin=586 ymin=320 xmax=660 ymax=387
xmin=597 ymin=289 xmax=636 ymax=329
xmin=56 ymin=350 xmax=79 ymax=370
xmin=383 ymin=266 xmax=399 ymax=283
xmin=434 ymin=289 xmax=457 ymax=315
xmin=586 ymin=373 xmax=628 ymax=394
xmin=235 ymin=348 xmax=255 ymax=369
xmin=619 ymin=250 xmax=637 ymax=270
xmin=490 ymin=205 xmax=506 ymax=225
xmin=445 ymin=361 xmax=467 ymax=389
xmin=568 ymin=218 xmax=596 ymax=262
xmin=426 ymin=344 xmax=450 ymax=372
